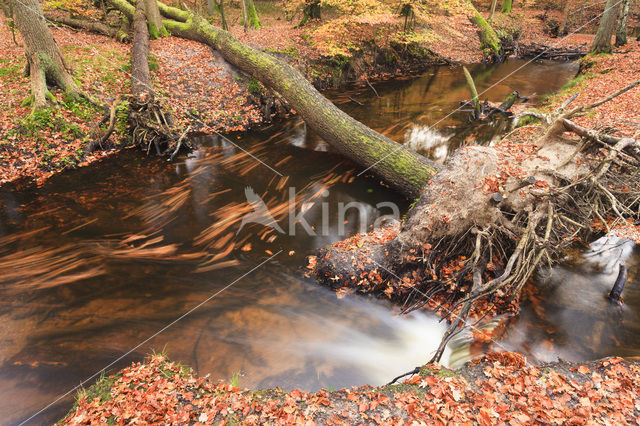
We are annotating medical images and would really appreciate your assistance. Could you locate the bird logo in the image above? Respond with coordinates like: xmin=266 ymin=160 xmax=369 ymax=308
xmin=237 ymin=186 xmax=284 ymax=234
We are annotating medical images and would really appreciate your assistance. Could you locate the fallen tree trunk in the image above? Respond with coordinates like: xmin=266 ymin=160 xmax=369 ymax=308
xmin=309 ymin=83 xmax=640 ymax=362
xmin=147 ymin=2 xmax=439 ymax=198
xmin=44 ymin=12 xmax=118 ymax=38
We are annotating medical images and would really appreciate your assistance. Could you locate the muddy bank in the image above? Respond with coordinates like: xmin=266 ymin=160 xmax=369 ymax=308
xmin=60 ymin=353 xmax=640 ymax=424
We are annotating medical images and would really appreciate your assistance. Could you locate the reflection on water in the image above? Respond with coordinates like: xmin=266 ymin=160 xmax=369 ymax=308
xmin=0 ymin=59 xmax=585 ymax=425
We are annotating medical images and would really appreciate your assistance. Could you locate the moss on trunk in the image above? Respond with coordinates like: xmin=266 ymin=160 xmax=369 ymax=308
xmin=469 ymin=5 xmax=501 ymax=59
xmin=157 ymin=4 xmax=439 ymax=197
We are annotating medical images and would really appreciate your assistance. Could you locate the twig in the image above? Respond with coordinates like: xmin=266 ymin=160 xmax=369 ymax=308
xmin=170 ymin=125 xmax=191 ymax=161
xmin=364 ymin=77 xmax=380 ymax=98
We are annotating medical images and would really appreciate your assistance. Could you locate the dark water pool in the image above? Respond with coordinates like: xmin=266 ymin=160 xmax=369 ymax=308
xmin=3 ymin=59 xmax=628 ymax=426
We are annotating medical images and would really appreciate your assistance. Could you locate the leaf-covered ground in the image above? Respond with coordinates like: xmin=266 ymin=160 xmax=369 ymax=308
xmin=0 ymin=24 xmax=129 ymax=186
xmin=0 ymin=1 xmax=602 ymax=187
xmin=62 ymin=353 xmax=640 ymax=424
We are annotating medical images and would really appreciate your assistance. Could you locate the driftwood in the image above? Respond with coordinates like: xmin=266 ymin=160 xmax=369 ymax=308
xmin=460 ymin=90 xmax=529 ymax=120
xmin=609 ymin=264 xmax=627 ymax=304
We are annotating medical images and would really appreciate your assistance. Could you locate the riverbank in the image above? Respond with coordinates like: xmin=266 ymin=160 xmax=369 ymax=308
xmin=0 ymin=1 xmax=595 ymax=187
xmin=309 ymin=40 xmax=640 ymax=322
xmin=61 ymin=353 xmax=640 ymax=424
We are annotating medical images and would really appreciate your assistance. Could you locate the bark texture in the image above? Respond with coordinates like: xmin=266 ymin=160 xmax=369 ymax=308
xmin=500 ymin=0 xmax=512 ymax=13
xmin=591 ymin=0 xmax=620 ymax=53
xmin=469 ymin=4 xmax=502 ymax=59
xmin=132 ymin=0 xmax=152 ymax=100
xmin=44 ymin=13 xmax=117 ymax=38
xmin=156 ymin=4 xmax=439 ymax=197
xmin=144 ymin=0 xmax=168 ymax=38
xmin=242 ymin=0 xmax=260 ymax=29
xmin=615 ymin=0 xmax=631 ymax=47
xmin=11 ymin=0 xmax=80 ymax=109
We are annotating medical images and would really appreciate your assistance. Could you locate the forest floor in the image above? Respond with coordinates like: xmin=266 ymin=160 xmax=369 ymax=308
xmin=0 ymin=4 xmax=601 ymax=187
xmin=61 ymin=353 xmax=640 ymax=424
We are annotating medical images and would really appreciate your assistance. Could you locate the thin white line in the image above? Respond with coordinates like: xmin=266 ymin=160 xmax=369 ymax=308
xmin=213 ymin=130 xmax=283 ymax=176
xmin=356 ymin=0 xmax=623 ymax=177
xmin=9 ymin=0 xmax=283 ymax=177
xmin=18 ymin=250 xmax=282 ymax=425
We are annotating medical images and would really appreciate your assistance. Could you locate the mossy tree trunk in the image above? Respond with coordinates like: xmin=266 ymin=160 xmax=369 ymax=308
xmin=591 ymin=0 xmax=620 ymax=53
xmin=469 ymin=3 xmax=501 ymax=59
xmin=241 ymin=0 xmax=260 ymax=29
xmin=151 ymin=3 xmax=439 ymax=197
xmin=10 ymin=0 xmax=81 ymax=110
xmin=615 ymin=0 xmax=631 ymax=47
xmin=500 ymin=0 xmax=512 ymax=13
xmin=463 ymin=66 xmax=481 ymax=118
xmin=144 ymin=0 xmax=168 ymax=38
xmin=298 ymin=0 xmax=321 ymax=27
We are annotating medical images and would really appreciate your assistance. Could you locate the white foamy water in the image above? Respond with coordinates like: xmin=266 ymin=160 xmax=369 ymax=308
xmin=284 ymin=297 xmax=452 ymax=386
xmin=404 ymin=126 xmax=451 ymax=162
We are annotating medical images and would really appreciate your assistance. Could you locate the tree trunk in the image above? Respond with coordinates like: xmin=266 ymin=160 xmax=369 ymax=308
xmin=500 ymin=0 xmax=512 ymax=13
xmin=132 ymin=0 xmax=152 ymax=100
xmin=144 ymin=0 xmax=167 ymax=38
xmin=44 ymin=12 xmax=118 ymax=38
xmin=298 ymin=0 xmax=321 ymax=27
xmin=558 ymin=0 xmax=572 ymax=35
xmin=591 ymin=0 xmax=620 ymax=53
xmin=615 ymin=0 xmax=631 ymax=47
xmin=241 ymin=0 xmax=260 ymax=29
xmin=489 ymin=0 xmax=498 ymax=20
xmin=240 ymin=0 xmax=247 ymax=30
xmin=216 ymin=0 xmax=228 ymax=31
xmin=10 ymin=0 xmax=81 ymax=109
xmin=469 ymin=3 xmax=502 ymax=59
xmin=463 ymin=66 xmax=481 ymax=118
xmin=151 ymin=3 xmax=439 ymax=197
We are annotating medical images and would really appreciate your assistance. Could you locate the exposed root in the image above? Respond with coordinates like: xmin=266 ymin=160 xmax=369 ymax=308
xmin=310 ymin=83 xmax=640 ymax=365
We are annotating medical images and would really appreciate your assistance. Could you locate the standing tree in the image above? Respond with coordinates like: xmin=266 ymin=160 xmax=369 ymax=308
xmin=615 ymin=0 xmax=632 ymax=46
xmin=298 ymin=0 xmax=321 ymax=27
xmin=215 ymin=0 xmax=228 ymax=30
xmin=10 ymin=0 xmax=82 ymax=110
xmin=241 ymin=0 xmax=260 ymax=29
xmin=489 ymin=0 xmax=498 ymax=20
xmin=558 ymin=0 xmax=572 ymax=35
xmin=591 ymin=0 xmax=621 ymax=53
xmin=500 ymin=0 xmax=512 ymax=13
xmin=144 ymin=0 xmax=168 ymax=38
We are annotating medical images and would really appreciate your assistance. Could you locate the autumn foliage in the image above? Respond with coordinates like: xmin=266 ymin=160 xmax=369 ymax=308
xmin=62 ymin=354 xmax=640 ymax=424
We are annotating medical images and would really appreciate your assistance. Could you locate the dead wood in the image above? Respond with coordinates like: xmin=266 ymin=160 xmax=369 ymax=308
xmin=311 ymin=82 xmax=640 ymax=367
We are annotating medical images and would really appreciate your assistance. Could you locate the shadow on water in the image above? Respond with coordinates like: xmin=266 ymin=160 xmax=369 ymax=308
xmin=0 ymin=59 xmax=603 ymax=425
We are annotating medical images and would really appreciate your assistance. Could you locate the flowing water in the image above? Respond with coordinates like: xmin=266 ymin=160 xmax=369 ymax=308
xmin=4 ymin=59 xmax=636 ymax=425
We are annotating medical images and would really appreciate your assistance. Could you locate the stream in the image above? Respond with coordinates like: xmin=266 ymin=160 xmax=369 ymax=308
xmin=2 ymin=59 xmax=638 ymax=425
